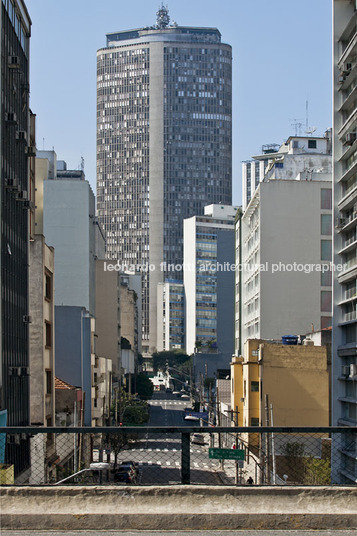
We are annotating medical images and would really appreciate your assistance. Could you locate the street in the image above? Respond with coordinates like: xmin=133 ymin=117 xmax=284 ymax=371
xmin=113 ymin=391 xmax=221 ymax=485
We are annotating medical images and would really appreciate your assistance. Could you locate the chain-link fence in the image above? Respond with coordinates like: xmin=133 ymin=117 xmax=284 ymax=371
xmin=0 ymin=426 xmax=355 ymax=486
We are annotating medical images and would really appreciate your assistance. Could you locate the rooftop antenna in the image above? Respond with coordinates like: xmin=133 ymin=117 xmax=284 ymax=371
xmin=156 ymin=3 xmax=170 ymax=28
xmin=81 ymin=156 xmax=85 ymax=172
xmin=305 ymin=99 xmax=317 ymax=136
xmin=289 ymin=119 xmax=303 ymax=136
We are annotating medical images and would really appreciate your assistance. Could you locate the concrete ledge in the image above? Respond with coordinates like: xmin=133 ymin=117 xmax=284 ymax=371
xmin=1 ymin=486 xmax=357 ymax=530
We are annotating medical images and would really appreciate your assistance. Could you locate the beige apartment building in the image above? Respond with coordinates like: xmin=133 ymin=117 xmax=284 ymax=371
xmin=231 ymin=339 xmax=329 ymax=446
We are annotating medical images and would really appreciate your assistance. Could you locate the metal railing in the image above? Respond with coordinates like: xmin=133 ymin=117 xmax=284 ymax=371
xmin=0 ymin=426 xmax=355 ymax=487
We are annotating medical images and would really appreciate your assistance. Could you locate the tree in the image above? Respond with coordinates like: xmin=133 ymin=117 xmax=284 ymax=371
xmin=303 ymin=457 xmax=331 ymax=485
xmin=152 ymin=350 xmax=190 ymax=373
xmin=135 ymin=373 xmax=154 ymax=400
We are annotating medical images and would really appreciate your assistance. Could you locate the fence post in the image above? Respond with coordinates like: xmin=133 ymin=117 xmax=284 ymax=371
xmin=181 ymin=432 xmax=190 ymax=484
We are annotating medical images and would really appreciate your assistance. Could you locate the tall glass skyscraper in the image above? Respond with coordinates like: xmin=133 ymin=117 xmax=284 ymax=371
xmin=96 ymin=7 xmax=232 ymax=353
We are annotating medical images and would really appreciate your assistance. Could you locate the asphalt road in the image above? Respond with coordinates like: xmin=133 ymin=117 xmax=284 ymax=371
xmin=2 ymin=531 xmax=356 ymax=535
xmin=114 ymin=391 xmax=220 ymax=485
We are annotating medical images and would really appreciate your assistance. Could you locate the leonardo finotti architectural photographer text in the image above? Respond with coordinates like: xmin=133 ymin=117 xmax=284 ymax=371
xmin=103 ymin=261 xmax=346 ymax=274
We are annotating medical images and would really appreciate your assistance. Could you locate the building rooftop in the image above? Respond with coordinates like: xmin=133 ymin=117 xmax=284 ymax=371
xmin=55 ymin=377 xmax=78 ymax=390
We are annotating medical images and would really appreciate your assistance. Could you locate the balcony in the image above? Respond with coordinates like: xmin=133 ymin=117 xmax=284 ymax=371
xmin=338 ymin=108 xmax=357 ymax=140
xmin=344 ymin=310 xmax=357 ymax=322
xmin=340 ymin=211 xmax=357 ymax=233
xmin=338 ymin=182 xmax=357 ymax=211
xmin=338 ymin=237 xmax=357 ymax=255
xmin=338 ymin=32 xmax=357 ymax=71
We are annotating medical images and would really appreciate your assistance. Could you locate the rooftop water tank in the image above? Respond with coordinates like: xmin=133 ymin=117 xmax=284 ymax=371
xmin=282 ymin=335 xmax=298 ymax=345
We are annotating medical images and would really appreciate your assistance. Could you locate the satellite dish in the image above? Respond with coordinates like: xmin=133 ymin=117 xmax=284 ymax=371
xmin=305 ymin=126 xmax=317 ymax=136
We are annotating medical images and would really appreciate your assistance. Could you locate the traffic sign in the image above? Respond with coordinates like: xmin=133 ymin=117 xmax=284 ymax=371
xmin=209 ymin=447 xmax=245 ymax=460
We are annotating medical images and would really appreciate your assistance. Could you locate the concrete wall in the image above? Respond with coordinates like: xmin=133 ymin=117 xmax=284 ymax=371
xmin=1 ymin=485 xmax=357 ymax=530
xmin=184 ymin=216 xmax=197 ymax=354
xmin=29 ymin=235 xmax=55 ymax=426
xmin=259 ymin=180 xmax=332 ymax=340
xmin=43 ymin=179 xmax=96 ymax=316
xmin=95 ymin=260 xmax=121 ymax=379
xmin=260 ymin=343 xmax=329 ymax=426
xmin=216 ymin=229 xmax=235 ymax=355
xmin=120 ymin=283 xmax=138 ymax=354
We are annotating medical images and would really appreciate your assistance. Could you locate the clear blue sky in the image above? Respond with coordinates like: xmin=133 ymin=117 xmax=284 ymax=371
xmin=25 ymin=0 xmax=332 ymax=205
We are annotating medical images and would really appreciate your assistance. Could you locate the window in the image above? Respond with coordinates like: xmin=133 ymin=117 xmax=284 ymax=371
xmin=250 ymin=417 xmax=259 ymax=426
xmin=321 ymin=316 xmax=332 ymax=329
xmin=321 ymin=291 xmax=332 ymax=313
xmin=45 ymin=322 xmax=52 ymax=348
xmin=46 ymin=370 xmax=52 ymax=394
xmin=321 ymin=240 xmax=332 ymax=261
xmin=321 ymin=270 xmax=332 ymax=287
xmin=45 ymin=272 xmax=52 ymax=300
xmin=321 ymin=214 xmax=332 ymax=236
xmin=251 ymin=381 xmax=259 ymax=392
xmin=308 ymin=140 xmax=317 ymax=149
xmin=321 ymin=189 xmax=332 ymax=210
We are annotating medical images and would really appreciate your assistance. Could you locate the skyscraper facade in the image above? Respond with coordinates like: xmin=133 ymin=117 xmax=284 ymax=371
xmin=96 ymin=7 xmax=232 ymax=353
xmin=332 ymin=0 xmax=357 ymax=483
xmin=0 ymin=0 xmax=32 ymax=477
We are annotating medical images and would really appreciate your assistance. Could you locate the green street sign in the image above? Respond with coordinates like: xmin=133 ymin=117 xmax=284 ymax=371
xmin=209 ymin=448 xmax=245 ymax=460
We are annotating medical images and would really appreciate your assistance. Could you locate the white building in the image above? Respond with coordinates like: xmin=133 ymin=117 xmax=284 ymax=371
xmin=332 ymin=0 xmax=357 ymax=483
xmin=184 ymin=204 xmax=237 ymax=356
xmin=236 ymin=135 xmax=332 ymax=354
xmin=157 ymin=280 xmax=185 ymax=352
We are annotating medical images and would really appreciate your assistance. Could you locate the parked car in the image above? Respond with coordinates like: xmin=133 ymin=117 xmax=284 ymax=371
xmin=184 ymin=414 xmax=199 ymax=421
xmin=113 ymin=468 xmax=136 ymax=484
xmin=172 ymin=391 xmax=181 ymax=397
xmin=191 ymin=433 xmax=205 ymax=445
xmin=181 ymin=394 xmax=190 ymax=400
xmin=165 ymin=387 xmax=172 ymax=394
xmin=119 ymin=460 xmax=139 ymax=477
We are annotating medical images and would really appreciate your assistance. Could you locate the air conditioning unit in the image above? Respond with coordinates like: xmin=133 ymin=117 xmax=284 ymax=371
xmin=336 ymin=217 xmax=346 ymax=228
xmin=343 ymin=63 xmax=352 ymax=75
xmin=20 ymin=367 xmax=30 ymax=376
xmin=338 ymin=75 xmax=345 ymax=84
xmin=350 ymin=364 xmax=357 ymax=378
xmin=8 ymin=366 xmax=21 ymax=377
xmin=342 ymin=365 xmax=350 ymax=376
xmin=8 ymin=56 xmax=20 ymax=68
xmin=16 ymin=130 xmax=27 ymax=142
xmin=5 ymin=112 xmax=17 ymax=124
xmin=346 ymin=132 xmax=357 ymax=145
xmin=25 ymin=145 xmax=36 ymax=157
xmin=16 ymin=190 xmax=28 ymax=201
xmin=5 ymin=178 xmax=19 ymax=191
xmin=23 ymin=199 xmax=34 ymax=210
xmin=8 ymin=434 xmax=20 ymax=445
xmin=23 ymin=315 xmax=32 ymax=323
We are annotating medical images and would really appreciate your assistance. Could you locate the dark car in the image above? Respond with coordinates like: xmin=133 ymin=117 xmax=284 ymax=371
xmin=120 ymin=460 xmax=139 ymax=477
xmin=166 ymin=387 xmax=172 ymax=394
xmin=113 ymin=467 xmax=136 ymax=484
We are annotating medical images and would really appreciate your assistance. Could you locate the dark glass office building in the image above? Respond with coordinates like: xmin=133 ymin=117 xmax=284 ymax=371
xmin=0 ymin=0 xmax=32 ymax=476
xmin=97 ymin=7 xmax=232 ymax=353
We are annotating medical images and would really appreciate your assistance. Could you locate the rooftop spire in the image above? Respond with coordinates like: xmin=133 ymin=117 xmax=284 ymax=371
xmin=156 ymin=3 xmax=170 ymax=29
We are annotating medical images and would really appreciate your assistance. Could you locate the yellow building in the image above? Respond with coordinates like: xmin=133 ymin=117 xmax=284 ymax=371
xmin=231 ymin=339 xmax=329 ymax=429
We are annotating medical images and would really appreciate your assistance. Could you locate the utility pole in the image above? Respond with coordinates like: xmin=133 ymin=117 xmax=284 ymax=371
xmin=265 ymin=394 xmax=270 ymax=484
xmin=235 ymin=405 xmax=239 ymax=485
